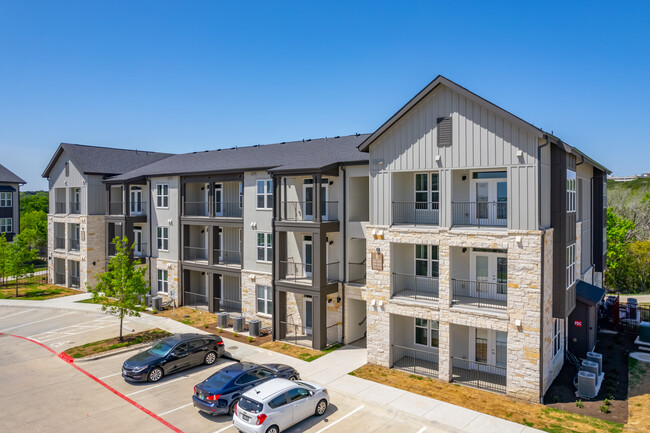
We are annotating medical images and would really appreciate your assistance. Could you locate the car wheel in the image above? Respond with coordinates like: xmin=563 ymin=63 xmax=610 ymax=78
xmin=228 ymin=399 xmax=239 ymax=416
xmin=315 ymin=399 xmax=328 ymax=416
xmin=204 ymin=351 xmax=217 ymax=365
xmin=265 ymin=425 xmax=280 ymax=433
xmin=289 ymin=375 xmax=297 ymax=381
xmin=148 ymin=367 xmax=163 ymax=383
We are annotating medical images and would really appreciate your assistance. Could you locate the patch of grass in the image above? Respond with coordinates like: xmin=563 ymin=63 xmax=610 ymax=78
xmin=0 ymin=284 xmax=82 ymax=300
xmin=259 ymin=341 xmax=341 ymax=362
xmin=63 ymin=329 xmax=171 ymax=359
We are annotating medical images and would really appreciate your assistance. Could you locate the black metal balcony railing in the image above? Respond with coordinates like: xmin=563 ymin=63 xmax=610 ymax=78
xmin=280 ymin=261 xmax=311 ymax=283
xmin=55 ymin=202 xmax=67 ymax=214
xmin=213 ymin=249 xmax=242 ymax=266
xmin=451 ymin=279 xmax=507 ymax=310
xmin=69 ymin=239 xmax=80 ymax=251
xmin=392 ymin=202 xmax=439 ymax=225
xmin=129 ymin=201 xmax=146 ymax=216
xmin=213 ymin=202 xmax=243 ymax=218
xmin=392 ymin=344 xmax=439 ymax=378
xmin=213 ymin=297 xmax=242 ymax=313
xmin=69 ymin=275 xmax=81 ymax=289
xmin=69 ymin=202 xmax=81 ymax=214
xmin=280 ymin=201 xmax=339 ymax=222
xmin=452 ymin=201 xmax=507 ymax=227
xmin=108 ymin=201 xmax=124 ymax=215
xmin=348 ymin=261 xmax=366 ymax=284
xmin=54 ymin=237 xmax=66 ymax=250
xmin=279 ymin=321 xmax=313 ymax=348
xmin=392 ymin=273 xmax=439 ymax=302
xmin=451 ymin=357 xmax=506 ymax=394
xmin=133 ymin=243 xmax=147 ymax=257
xmin=54 ymin=272 xmax=66 ymax=285
xmin=184 ymin=291 xmax=209 ymax=311
xmin=184 ymin=246 xmax=208 ymax=262
xmin=184 ymin=201 xmax=210 ymax=217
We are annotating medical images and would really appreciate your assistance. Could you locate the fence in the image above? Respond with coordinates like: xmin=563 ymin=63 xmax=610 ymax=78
xmin=601 ymin=296 xmax=650 ymax=334
xmin=184 ymin=246 xmax=208 ymax=261
xmin=213 ymin=250 xmax=242 ymax=266
xmin=280 ymin=201 xmax=339 ymax=222
xmin=452 ymin=201 xmax=507 ymax=227
xmin=392 ymin=202 xmax=439 ymax=225
xmin=451 ymin=357 xmax=507 ymax=394
xmin=1 ymin=273 xmax=48 ymax=287
xmin=392 ymin=344 xmax=439 ymax=378
xmin=451 ymin=279 xmax=507 ymax=310
xmin=391 ymin=273 xmax=439 ymax=302
xmin=183 ymin=201 xmax=209 ymax=217
xmin=213 ymin=297 xmax=242 ymax=313
xmin=184 ymin=291 xmax=209 ymax=311
xmin=279 ymin=321 xmax=313 ymax=348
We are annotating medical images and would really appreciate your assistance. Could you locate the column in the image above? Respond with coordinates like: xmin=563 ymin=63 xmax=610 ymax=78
xmin=312 ymin=294 xmax=328 ymax=350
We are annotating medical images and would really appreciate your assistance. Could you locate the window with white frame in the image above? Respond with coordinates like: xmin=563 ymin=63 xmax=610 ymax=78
xmin=553 ymin=318 xmax=562 ymax=359
xmin=414 ymin=318 xmax=439 ymax=348
xmin=0 ymin=218 xmax=12 ymax=233
xmin=257 ymin=232 xmax=272 ymax=262
xmin=157 ymin=226 xmax=169 ymax=251
xmin=0 ymin=192 xmax=12 ymax=207
xmin=415 ymin=245 xmax=439 ymax=277
xmin=566 ymin=243 xmax=576 ymax=288
xmin=157 ymin=269 xmax=169 ymax=293
xmin=256 ymin=285 xmax=273 ymax=315
xmin=414 ymin=173 xmax=439 ymax=210
xmin=156 ymin=184 xmax=169 ymax=208
xmin=256 ymin=179 xmax=273 ymax=209
xmin=567 ymin=169 xmax=576 ymax=213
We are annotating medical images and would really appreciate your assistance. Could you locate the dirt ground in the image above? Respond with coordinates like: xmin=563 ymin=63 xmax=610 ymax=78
xmin=626 ymin=357 xmax=650 ymax=432
xmin=0 ymin=284 xmax=82 ymax=300
xmin=545 ymin=332 xmax=635 ymax=423
xmin=64 ymin=328 xmax=171 ymax=358
xmin=352 ymin=364 xmax=624 ymax=433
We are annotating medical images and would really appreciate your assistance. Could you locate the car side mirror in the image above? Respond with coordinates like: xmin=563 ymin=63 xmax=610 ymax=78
xmin=309 ymin=391 xmax=314 ymax=396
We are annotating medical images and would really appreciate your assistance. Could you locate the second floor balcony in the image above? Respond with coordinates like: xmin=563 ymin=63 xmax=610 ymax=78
xmin=69 ymin=201 xmax=81 ymax=214
xmin=391 ymin=272 xmax=439 ymax=303
xmin=183 ymin=201 xmax=242 ymax=218
xmin=451 ymin=279 xmax=507 ymax=310
xmin=280 ymin=201 xmax=339 ymax=222
xmin=392 ymin=201 xmax=439 ymax=226
xmin=452 ymin=201 xmax=507 ymax=228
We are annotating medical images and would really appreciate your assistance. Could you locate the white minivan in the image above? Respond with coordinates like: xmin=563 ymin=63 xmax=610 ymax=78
xmin=233 ymin=378 xmax=329 ymax=433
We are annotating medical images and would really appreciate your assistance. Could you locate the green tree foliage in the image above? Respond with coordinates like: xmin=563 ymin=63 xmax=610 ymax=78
xmin=605 ymin=207 xmax=650 ymax=293
xmin=606 ymin=207 xmax=635 ymax=272
xmin=19 ymin=191 xmax=48 ymax=251
xmin=90 ymin=237 xmax=149 ymax=340
xmin=4 ymin=233 xmax=38 ymax=296
xmin=0 ymin=234 xmax=8 ymax=286
xmin=19 ymin=191 xmax=48 ymax=213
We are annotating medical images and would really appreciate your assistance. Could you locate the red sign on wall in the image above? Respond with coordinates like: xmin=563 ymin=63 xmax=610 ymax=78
xmin=574 ymin=320 xmax=583 ymax=327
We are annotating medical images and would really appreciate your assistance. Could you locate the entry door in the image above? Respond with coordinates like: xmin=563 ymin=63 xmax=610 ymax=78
xmin=471 ymin=178 xmax=507 ymax=225
xmin=303 ymin=180 xmax=328 ymax=221
xmin=470 ymin=251 xmax=507 ymax=301
xmin=473 ymin=329 xmax=507 ymax=369
xmin=216 ymin=227 xmax=223 ymax=262
xmin=303 ymin=237 xmax=313 ymax=277
xmin=133 ymin=229 xmax=143 ymax=255
xmin=214 ymin=183 xmax=223 ymax=216
xmin=130 ymin=188 xmax=143 ymax=215
xmin=304 ymin=297 xmax=313 ymax=335
xmin=213 ymin=274 xmax=223 ymax=311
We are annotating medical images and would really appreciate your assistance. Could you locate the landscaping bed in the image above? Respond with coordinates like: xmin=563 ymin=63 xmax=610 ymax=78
xmin=0 ymin=283 xmax=82 ymax=300
xmin=351 ymin=364 xmax=624 ymax=433
xmin=63 ymin=329 xmax=171 ymax=359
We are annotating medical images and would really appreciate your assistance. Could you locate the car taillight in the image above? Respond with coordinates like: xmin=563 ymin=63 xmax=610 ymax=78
xmin=193 ymin=386 xmax=197 ymax=394
xmin=233 ymin=403 xmax=237 ymax=415
xmin=256 ymin=414 xmax=267 ymax=425
xmin=206 ymin=394 xmax=221 ymax=401
xmin=216 ymin=341 xmax=224 ymax=346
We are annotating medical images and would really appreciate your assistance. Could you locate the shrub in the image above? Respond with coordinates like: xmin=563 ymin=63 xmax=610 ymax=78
xmin=152 ymin=308 xmax=157 ymax=314
xmin=600 ymin=405 xmax=610 ymax=414
xmin=204 ymin=324 xmax=209 ymax=329
xmin=604 ymin=398 xmax=611 ymax=406
xmin=232 ymin=332 xmax=238 ymax=337
xmin=575 ymin=400 xmax=584 ymax=408
xmin=247 ymin=336 xmax=255 ymax=343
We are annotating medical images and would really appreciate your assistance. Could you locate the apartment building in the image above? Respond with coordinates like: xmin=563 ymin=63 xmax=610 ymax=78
xmin=42 ymin=75 xmax=608 ymax=401
xmin=0 ymin=163 xmax=26 ymax=241
xmin=42 ymin=143 xmax=172 ymax=289
xmin=358 ymin=76 xmax=607 ymax=401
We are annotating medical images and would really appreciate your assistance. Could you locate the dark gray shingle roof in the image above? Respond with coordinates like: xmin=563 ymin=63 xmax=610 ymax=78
xmin=0 ymin=163 xmax=26 ymax=184
xmin=42 ymin=143 xmax=174 ymax=178
xmin=107 ymin=134 xmax=370 ymax=182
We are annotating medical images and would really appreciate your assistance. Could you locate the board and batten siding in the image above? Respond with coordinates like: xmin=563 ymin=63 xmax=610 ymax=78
xmin=369 ymin=84 xmax=541 ymax=230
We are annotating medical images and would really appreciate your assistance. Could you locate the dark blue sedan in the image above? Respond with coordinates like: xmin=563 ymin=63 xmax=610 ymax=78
xmin=193 ymin=362 xmax=300 ymax=416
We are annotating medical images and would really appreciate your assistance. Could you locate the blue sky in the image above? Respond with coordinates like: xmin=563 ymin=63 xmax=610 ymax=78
xmin=1 ymin=1 xmax=648 ymax=189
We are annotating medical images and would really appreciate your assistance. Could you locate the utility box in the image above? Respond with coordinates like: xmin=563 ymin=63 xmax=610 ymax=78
xmin=639 ymin=321 xmax=650 ymax=343
xmin=249 ymin=320 xmax=261 ymax=337
xmin=151 ymin=296 xmax=162 ymax=311
xmin=217 ymin=312 xmax=229 ymax=329
xmin=233 ymin=316 xmax=245 ymax=333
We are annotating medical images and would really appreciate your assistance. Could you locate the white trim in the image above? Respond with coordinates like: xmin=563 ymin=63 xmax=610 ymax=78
xmin=256 ymin=179 xmax=273 ymax=210
xmin=256 ymin=231 xmax=272 ymax=263
xmin=156 ymin=183 xmax=169 ymax=209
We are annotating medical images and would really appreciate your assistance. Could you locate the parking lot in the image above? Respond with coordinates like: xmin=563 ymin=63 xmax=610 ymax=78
xmin=0 ymin=306 xmax=438 ymax=433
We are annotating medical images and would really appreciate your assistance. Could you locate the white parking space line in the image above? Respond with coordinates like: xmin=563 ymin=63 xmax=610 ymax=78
xmin=0 ymin=312 xmax=74 ymax=332
xmin=28 ymin=317 xmax=128 ymax=342
xmin=214 ymin=425 xmax=235 ymax=433
xmin=159 ymin=403 xmax=193 ymax=416
xmin=314 ymin=405 xmax=364 ymax=433
xmin=416 ymin=427 xmax=427 ymax=433
xmin=126 ymin=376 xmax=189 ymax=396
xmin=0 ymin=308 xmax=35 ymax=321
xmin=99 ymin=372 xmax=123 ymax=380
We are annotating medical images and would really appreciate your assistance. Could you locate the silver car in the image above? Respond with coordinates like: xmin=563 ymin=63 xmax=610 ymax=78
xmin=232 ymin=378 xmax=329 ymax=433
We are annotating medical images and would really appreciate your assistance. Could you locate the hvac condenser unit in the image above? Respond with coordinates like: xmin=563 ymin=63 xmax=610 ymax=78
xmin=582 ymin=359 xmax=599 ymax=377
xmin=577 ymin=371 xmax=597 ymax=399
xmin=586 ymin=352 xmax=603 ymax=376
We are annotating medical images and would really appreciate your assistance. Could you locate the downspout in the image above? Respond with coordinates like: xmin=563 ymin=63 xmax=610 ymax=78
xmin=340 ymin=164 xmax=347 ymax=345
xmin=538 ymin=135 xmax=550 ymax=403
xmin=147 ymin=178 xmax=153 ymax=296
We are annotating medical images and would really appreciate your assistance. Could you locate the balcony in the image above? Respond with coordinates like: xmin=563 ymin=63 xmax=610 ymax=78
xmin=54 ymin=272 xmax=66 ymax=285
xmin=280 ymin=201 xmax=339 ymax=222
xmin=55 ymin=202 xmax=66 ymax=214
xmin=69 ymin=275 xmax=80 ymax=289
xmin=184 ymin=291 xmax=209 ymax=311
xmin=279 ymin=261 xmax=340 ymax=285
xmin=213 ymin=249 xmax=242 ymax=267
xmin=69 ymin=201 xmax=81 ymax=214
xmin=451 ymin=279 xmax=507 ymax=310
xmin=128 ymin=201 xmax=147 ymax=216
xmin=184 ymin=201 xmax=209 ymax=217
xmin=451 ymin=357 xmax=506 ymax=394
xmin=213 ymin=297 xmax=242 ymax=314
xmin=391 ymin=273 xmax=439 ymax=303
xmin=392 ymin=344 xmax=439 ymax=379
xmin=214 ymin=202 xmax=242 ymax=218
xmin=69 ymin=239 xmax=80 ymax=252
xmin=108 ymin=201 xmax=124 ymax=215
xmin=134 ymin=243 xmax=147 ymax=257
xmin=54 ymin=237 xmax=66 ymax=250
xmin=451 ymin=202 xmax=507 ymax=228
xmin=392 ymin=202 xmax=439 ymax=226
xmin=348 ymin=261 xmax=366 ymax=284
xmin=184 ymin=246 xmax=208 ymax=262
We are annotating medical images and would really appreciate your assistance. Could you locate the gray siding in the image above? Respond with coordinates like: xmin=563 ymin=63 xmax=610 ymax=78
xmin=242 ymin=172 xmax=273 ymax=273
xmin=150 ymin=176 xmax=180 ymax=260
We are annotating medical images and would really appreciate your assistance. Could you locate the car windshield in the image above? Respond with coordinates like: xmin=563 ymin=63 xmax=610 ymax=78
xmin=205 ymin=370 xmax=236 ymax=388
xmin=296 ymin=381 xmax=315 ymax=389
xmin=148 ymin=340 xmax=175 ymax=357
xmin=238 ymin=397 xmax=263 ymax=414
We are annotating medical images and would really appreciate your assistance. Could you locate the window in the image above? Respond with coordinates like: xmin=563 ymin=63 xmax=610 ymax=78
xmin=566 ymin=243 xmax=576 ymax=289
xmin=415 ymin=245 xmax=439 ymax=277
xmin=188 ymin=339 xmax=205 ymax=350
xmin=156 ymin=184 xmax=169 ymax=208
xmin=268 ymin=394 xmax=289 ymax=409
xmin=257 ymin=232 xmax=272 ymax=262
xmin=603 ymin=179 xmax=607 ymax=209
xmin=65 ymin=162 xmax=69 ymax=177
xmin=0 ymin=192 xmax=12 ymax=207
xmin=257 ymin=285 xmax=273 ymax=315
xmin=287 ymin=388 xmax=310 ymax=402
xmin=256 ymin=179 xmax=273 ymax=209
xmin=414 ymin=173 xmax=439 ymax=210
xmin=414 ymin=318 xmax=439 ymax=348
xmin=0 ymin=218 xmax=12 ymax=233
xmin=158 ymin=269 xmax=169 ymax=293
xmin=567 ymin=169 xmax=576 ymax=213
xmin=239 ymin=182 xmax=243 ymax=208
xmin=157 ymin=226 xmax=169 ymax=251
xmin=553 ymin=319 xmax=562 ymax=359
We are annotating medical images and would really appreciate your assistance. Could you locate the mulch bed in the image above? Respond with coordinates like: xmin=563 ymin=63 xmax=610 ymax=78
xmin=203 ymin=323 xmax=273 ymax=347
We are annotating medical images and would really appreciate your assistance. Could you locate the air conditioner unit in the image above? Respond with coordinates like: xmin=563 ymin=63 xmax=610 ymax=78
xmin=577 ymin=370 xmax=597 ymax=399
xmin=586 ymin=352 xmax=603 ymax=376
xmin=151 ymin=296 xmax=162 ymax=311
xmin=582 ymin=359 xmax=599 ymax=377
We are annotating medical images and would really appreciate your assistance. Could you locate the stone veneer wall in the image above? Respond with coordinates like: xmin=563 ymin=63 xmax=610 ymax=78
xmin=151 ymin=258 xmax=181 ymax=304
xmin=364 ymin=224 xmax=545 ymax=401
xmin=241 ymin=269 xmax=273 ymax=327
xmin=541 ymin=228 xmax=562 ymax=395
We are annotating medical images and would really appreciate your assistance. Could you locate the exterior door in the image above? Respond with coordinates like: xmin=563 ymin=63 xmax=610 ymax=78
xmin=287 ymin=387 xmax=312 ymax=423
xmin=133 ymin=229 xmax=143 ymax=255
xmin=304 ymin=297 xmax=313 ymax=335
xmin=470 ymin=250 xmax=507 ymax=301
xmin=473 ymin=329 xmax=507 ymax=369
xmin=130 ymin=188 xmax=142 ymax=215
xmin=217 ymin=227 xmax=223 ymax=262
xmin=303 ymin=237 xmax=312 ymax=277
xmin=214 ymin=183 xmax=223 ymax=216
xmin=470 ymin=173 xmax=507 ymax=225
xmin=303 ymin=180 xmax=328 ymax=220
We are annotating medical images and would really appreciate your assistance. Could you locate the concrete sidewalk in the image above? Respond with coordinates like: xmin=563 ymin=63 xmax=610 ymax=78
xmin=0 ymin=296 xmax=542 ymax=433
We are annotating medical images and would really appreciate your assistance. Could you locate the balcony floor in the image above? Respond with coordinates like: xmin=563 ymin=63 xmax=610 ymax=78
xmin=392 ymin=288 xmax=438 ymax=304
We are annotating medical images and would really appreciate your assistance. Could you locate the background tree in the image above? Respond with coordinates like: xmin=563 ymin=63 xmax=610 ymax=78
xmin=90 ymin=237 xmax=149 ymax=340
xmin=5 ymin=233 xmax=38 ymax=297
xmin=0 ymin=234 xmax=8 ymax=286
xmin=19 ymin=191 xmax=49 ymax=254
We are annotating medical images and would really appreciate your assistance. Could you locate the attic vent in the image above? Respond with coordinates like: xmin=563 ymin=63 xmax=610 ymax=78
xmin=437 ymin=116 xmax=452 ymax=147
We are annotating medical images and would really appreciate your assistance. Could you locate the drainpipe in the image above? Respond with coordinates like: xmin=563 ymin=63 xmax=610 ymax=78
xmin=538 ymin=135 xmax=550 ymax=403
xmin=340 ymin=164 xmax=347 ymax=345
xmin=147 ymin=178 xmax=153 ymax=296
